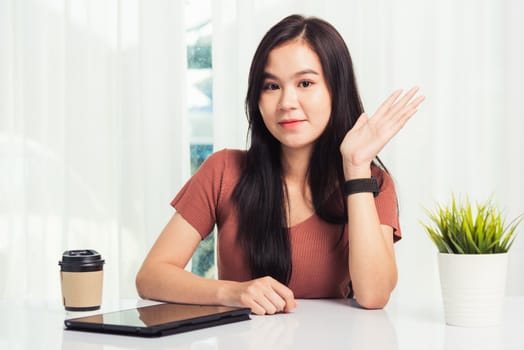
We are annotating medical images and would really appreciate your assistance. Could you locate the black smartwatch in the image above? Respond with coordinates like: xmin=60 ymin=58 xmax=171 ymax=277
xmin=343 ymin=176 xmax=380 ymax=197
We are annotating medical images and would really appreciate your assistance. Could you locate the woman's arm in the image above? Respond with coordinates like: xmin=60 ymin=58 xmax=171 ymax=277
xmin=135 ymin=212 xmax=297 ymax=315
xmin=340 ymin=87 xmax=424 ymax=308
xmin=346 ymin=191 xmax=397 ymax=309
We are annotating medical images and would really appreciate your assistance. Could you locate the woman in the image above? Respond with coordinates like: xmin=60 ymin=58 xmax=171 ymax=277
xmin=136 ymin=14 xmax=424 ymax=315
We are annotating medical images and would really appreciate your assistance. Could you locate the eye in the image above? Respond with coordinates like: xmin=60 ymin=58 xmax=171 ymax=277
xmin=299 ymin=80 xmax=312 ymax=88
xmin=263 ymin=82 xmax=279 ymax=90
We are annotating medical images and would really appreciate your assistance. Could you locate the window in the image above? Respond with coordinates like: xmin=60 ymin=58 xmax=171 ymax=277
xmin=185 ymin=0 xmax=215 ymax=278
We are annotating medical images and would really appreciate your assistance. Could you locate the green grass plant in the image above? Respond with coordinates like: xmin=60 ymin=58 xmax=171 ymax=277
xmin=421 ymin=195 xmax=523 ymax=254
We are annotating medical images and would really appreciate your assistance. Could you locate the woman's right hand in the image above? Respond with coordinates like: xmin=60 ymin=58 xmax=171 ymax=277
xmin=220 ymin=276 xmax=297 ymax=315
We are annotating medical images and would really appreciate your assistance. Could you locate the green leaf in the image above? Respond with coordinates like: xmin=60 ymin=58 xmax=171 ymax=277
xmin=420 ymin=194 xmax=523 ymax=254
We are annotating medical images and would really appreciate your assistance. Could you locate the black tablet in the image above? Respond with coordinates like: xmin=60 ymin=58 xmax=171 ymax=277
xmin=64 ymin=302 xmax=251 ymax=337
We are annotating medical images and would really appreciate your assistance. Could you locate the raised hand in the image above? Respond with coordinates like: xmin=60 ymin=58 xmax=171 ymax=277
xmin=340 ymin=87 xmax=425 ymax=179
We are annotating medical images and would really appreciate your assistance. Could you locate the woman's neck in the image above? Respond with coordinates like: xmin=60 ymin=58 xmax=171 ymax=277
xmin=281 ymin=146 xmax=314 ymax=225
xmin=281 ymin=146 xmax=311 ymax=185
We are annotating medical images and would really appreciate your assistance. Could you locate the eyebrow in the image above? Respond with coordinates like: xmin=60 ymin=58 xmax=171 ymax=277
xmin=263 ymin=69 xmax=320 ymax=80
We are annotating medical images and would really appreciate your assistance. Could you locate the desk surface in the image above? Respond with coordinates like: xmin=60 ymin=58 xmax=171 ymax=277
xmin=1 ymin=297 xmax=523 ymax=349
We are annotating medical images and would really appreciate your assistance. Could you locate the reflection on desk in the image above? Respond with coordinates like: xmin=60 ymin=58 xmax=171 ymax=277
xmin=59 ymin=299 xmax=397 ymax=350
xmin=0 ymin=297 xmax=523 ymax=349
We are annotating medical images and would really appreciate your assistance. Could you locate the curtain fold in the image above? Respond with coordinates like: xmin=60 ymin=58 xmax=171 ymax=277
xmin=0 ymin=0 xmax=188 ymax=302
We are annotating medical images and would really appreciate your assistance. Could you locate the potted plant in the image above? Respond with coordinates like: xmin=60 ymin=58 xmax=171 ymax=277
xmin=421 ymin=195 xmax=523 ymax=327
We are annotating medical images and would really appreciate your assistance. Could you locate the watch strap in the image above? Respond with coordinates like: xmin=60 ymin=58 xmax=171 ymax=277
xmin=343 ymin=176 xmax=380 ymax=197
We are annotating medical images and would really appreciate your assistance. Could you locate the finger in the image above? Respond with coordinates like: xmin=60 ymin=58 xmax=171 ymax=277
xmin=269 ymin=280 xmax=296 ymax=313
xmin=376 ymin=100 xmax=423 ymax=144
xmin=250 ymin=301 xmax=268 ymax=315
xmin=252 ymin=278 xmax=288 ymax=315
xmin=241 ymin=279 xmax=281 ymax=315
xmin=350 ymin=113 xmax=369 ymax=132
xmin=392 ymin=103 xmax=424 ymax=134
xmin=254 ymin=295 xmax=279 ymax=315
xmin=394 ymin=95 xmax=425 ymax=126
xmin=263 ymin=291 xmax=286 ymax=314
xmin=397 ymin=106 xmax=420 ymax=128
xmin=379 ymin=92 xmax=424 ymax=134
xmin=239 ymin=289 xmax=267 ymax=315
xmin=374 ymin=89 xmax=404 ymax=117
xmin=389 ymin=86 xmax=421 ymax=115
xmin=407 ymin=94 xmax=425 ymax=109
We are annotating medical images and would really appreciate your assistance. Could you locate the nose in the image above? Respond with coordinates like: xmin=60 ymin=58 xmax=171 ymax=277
xmin=278 ymin=86 xmax=298 ymax=111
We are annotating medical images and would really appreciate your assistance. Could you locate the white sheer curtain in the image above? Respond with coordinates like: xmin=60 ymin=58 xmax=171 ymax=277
xmin=212 ymin=0 xmax=524 ymax=300
xmin=0 ymin=0 xmax=189 ymax=303
xmin=1 ymin=0 xmax=523 ymax=305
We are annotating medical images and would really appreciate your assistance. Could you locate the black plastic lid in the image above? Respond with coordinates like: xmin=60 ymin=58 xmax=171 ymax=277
xmin=59 ymin=249 xmax=105 ymax=272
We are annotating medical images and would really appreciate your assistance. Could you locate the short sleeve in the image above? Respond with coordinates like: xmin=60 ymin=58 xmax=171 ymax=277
xmin=372 ymin=167 xmax=402 ymax=242
xmin=171 ymin=150 xmax=228 ymax=239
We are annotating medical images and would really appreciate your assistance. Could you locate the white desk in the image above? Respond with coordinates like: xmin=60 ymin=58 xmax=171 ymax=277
xmin=1 ymin=297 xmax=523 ymax=349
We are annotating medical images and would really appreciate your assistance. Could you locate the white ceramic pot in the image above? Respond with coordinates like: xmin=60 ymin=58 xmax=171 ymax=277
xmin=438 ymin=253 xmax=508 ymax=327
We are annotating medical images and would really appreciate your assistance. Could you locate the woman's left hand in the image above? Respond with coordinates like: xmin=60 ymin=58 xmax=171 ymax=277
xmin=340 ymin=87 xmax=425 ymax=178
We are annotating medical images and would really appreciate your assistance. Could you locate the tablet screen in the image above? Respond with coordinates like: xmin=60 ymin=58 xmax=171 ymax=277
xmin=68 ymin=303 xmax=247 ymax=328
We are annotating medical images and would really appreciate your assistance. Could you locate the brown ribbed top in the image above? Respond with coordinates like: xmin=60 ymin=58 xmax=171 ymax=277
xmin=172 ymin=149 xmax=400 ymax=298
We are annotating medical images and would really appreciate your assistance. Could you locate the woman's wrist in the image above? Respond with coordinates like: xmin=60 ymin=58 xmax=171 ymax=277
xmin=215 ymin=279 xmax=238 ymax=306
xmin=343 ymin=161 xmax=372 ymax=180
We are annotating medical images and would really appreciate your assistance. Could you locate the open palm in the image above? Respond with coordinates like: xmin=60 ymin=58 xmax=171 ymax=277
xmin=340 ymin=87 xmax=425 ymax=171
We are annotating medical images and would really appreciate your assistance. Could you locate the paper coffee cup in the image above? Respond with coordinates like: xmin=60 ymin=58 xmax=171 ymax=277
xmin=59 ymin=249 xmax=105 ymax=311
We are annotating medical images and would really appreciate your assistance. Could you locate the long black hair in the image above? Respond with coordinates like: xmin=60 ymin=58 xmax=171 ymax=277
xmin=233 ymin=14 xmax=367 ymax=285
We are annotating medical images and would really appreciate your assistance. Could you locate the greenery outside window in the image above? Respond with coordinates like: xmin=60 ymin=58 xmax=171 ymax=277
xmin=186 ymin=0 xmax=215 ymax=278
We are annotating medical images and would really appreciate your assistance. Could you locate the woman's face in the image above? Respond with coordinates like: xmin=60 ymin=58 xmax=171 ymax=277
xmin=258 ymin=40 xmax=332 ymax=153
